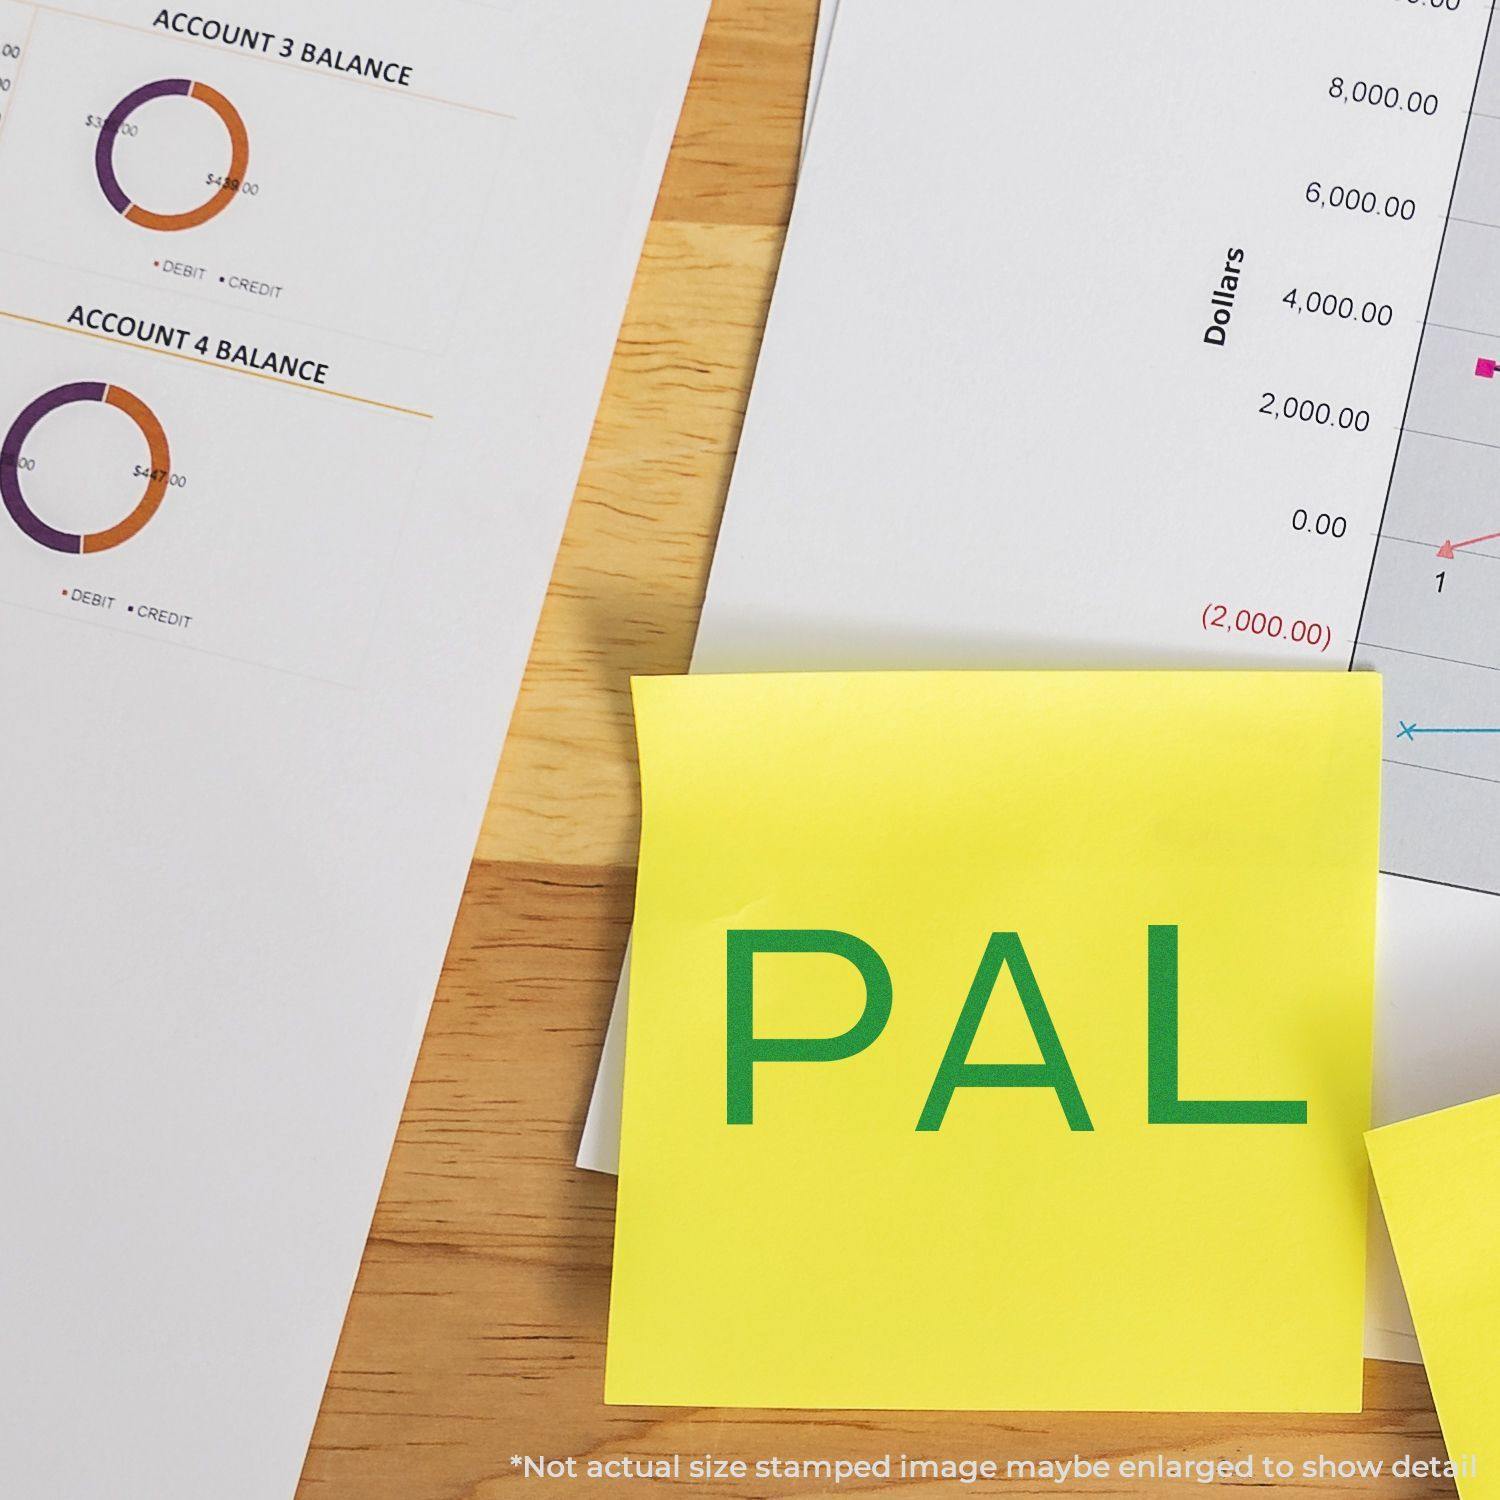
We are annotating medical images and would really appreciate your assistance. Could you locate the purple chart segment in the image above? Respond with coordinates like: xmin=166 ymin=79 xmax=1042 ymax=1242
xmin=94 ymin=78 xmax=191 ymax=216
xmin=1 ymin=383 xmax=172 ymax=555
xmin=94 ymin=77 xmax=250 ymax=233
xmin=1 ymin=383 xmax=108 ymax=554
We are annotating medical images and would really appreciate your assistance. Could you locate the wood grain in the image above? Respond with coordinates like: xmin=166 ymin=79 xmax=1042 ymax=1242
xmin=298 ymin=3 xmax=1456 ymax=1495
xmin=475 ymin=217 xmax=784 ymax=869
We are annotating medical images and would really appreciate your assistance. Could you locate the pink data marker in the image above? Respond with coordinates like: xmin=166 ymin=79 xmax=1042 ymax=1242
xmin=1476 ymin=358 xmax=1498 ymax=379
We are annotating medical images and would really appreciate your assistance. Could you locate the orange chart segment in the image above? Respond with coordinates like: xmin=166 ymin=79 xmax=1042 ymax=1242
xmin=0 ymin=382 xmax=171 ymax=555
xmin=85 ymin=386 xmax=170 ymax=552
xmin=95 ymin=78 xmax=250 ymax=233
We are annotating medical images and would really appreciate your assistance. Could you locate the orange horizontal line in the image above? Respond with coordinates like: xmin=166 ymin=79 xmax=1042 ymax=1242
xmin=0 ymin=308 xmax=434 ymax=420
xmin=22 ymin=2 xmax=514 ymax=120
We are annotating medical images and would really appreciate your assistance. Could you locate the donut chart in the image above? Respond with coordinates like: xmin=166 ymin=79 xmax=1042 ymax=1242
xmin=95 ymin=78 xmax=249 ymax=232
xmin=1 ymin=383 xmax=171 ymax=554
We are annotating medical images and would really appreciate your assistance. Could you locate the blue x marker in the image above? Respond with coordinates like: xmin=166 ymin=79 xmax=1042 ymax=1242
xmin=1397 ymin=722 xmax=1500 ymax=741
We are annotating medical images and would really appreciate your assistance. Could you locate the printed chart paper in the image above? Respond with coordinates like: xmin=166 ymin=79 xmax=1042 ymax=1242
xmin=1367 ymin=1096 xmax=1500 ymax=1499
xmin=581 ymin=0 xmax=1500 ymax=1365
xmin=801 ymin=0 xmax=838 ymax=158
xmin=609 ymin=672 xmax=1381 ymax=1412
xmin=0 ymin=2 xmax=707 ymax=1497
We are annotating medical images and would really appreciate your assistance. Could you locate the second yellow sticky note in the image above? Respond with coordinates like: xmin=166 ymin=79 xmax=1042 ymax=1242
xmin=1368 ymin=1095 xmax=1500 ymax=1497
xmin=608 ymin=672 xmax=1381 ymax=1412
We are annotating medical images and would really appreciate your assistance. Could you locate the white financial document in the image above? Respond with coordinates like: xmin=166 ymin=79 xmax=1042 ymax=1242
xmin=581 ymin=0 xmax=1500 ymax=1365
xmin=802 ymin=0 xmax=838 ymax=158
xmin=0 ymin=1 xmax=706 ymax=1495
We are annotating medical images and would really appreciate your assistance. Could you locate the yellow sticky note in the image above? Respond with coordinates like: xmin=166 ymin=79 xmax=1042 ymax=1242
xmin=1367 ymin=1096 xmax=1500 ymax=1495
xmin=608 ymin=672 xmax=1381 ymax=1411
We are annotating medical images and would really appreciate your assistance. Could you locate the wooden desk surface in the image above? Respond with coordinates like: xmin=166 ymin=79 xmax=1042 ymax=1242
xmin=297 ymin=4 xmax=1453 ymax=1495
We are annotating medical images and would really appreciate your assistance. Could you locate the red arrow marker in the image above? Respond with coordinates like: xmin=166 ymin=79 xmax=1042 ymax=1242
xmin=1437 ymin=531 xmax=1500 ymax=560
